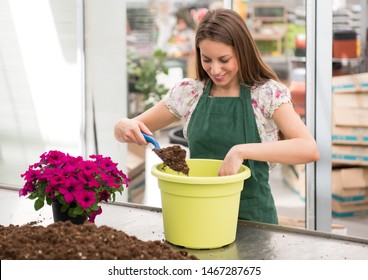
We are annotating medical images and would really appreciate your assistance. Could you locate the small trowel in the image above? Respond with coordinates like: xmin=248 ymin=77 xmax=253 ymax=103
xmin=141 ymin=131 xmax=189 ymax=175
xmin=142 ymin=132 xmax=161 ymax=150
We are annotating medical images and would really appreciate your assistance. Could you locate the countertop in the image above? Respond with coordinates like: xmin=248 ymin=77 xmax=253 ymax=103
xmin=1 ymin=186 xmax=367 ymax=260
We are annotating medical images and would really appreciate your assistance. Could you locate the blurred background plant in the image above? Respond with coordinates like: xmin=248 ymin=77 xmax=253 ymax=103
xmin=127 ymin=49 xmax=169 ymax=112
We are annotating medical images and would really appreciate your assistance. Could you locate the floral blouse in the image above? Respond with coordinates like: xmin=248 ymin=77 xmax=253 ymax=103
xmin=162 ymin=78 xmax=291 ymax=168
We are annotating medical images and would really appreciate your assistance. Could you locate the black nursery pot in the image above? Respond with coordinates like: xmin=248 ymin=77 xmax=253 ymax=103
xmin=52 ymin=200 xmax=87 ymax=224
xmin=168 ymin=127 xmax=188 ymax=147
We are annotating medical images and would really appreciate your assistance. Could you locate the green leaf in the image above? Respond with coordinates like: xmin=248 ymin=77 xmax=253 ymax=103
xmin=60 ymin=203 xmax=70 ymax=213
xmin=70 ymin=205 xmax=84 ymax=216
xmin=90 ymin=203 xmax=99 ymax=211
xmin=58 ymin=195 xmax=66 ymax=204
xmin=29 ymin=192 xmax=40 ymax=200
xmin=68 ymin=208 xmax=77 ymax=217
xmin=46 ymin=196 xmax=52 ymax=205
xmin=34 ymin=199 xmax=44 ymax=211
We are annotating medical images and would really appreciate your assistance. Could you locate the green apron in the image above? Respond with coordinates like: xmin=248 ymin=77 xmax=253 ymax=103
xmin=187 ymin=82 xmax=278 ymax=224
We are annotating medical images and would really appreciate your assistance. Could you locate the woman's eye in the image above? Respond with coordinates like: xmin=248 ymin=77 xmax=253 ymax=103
xmin=202 ymin=58 xmax=229 ymax=63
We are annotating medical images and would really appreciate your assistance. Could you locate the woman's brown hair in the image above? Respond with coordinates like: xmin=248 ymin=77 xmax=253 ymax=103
xmin=194 ymin=8 xmax=279 ymax=87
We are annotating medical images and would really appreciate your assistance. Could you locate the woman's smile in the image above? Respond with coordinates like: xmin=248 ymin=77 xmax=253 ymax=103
xmin=213 ymin=73 xmax=226 ymax=82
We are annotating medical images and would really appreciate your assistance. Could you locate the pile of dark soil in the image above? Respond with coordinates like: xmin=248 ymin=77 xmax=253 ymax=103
xmin=153 ymin=145 xmax=189 ymax=175
xmin=0 ymin=221 xmax=198 ymax=260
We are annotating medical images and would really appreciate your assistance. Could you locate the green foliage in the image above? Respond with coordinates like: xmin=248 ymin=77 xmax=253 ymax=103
xmin=128 ymin=49 xmax=169 ymax=110
xmin=254 ymin=23 xmax=306 ymax=55
xmin=286 ymin=23 xmax=306 ymax=52
xmin=69 ymin=205 xmax=84 ymax=217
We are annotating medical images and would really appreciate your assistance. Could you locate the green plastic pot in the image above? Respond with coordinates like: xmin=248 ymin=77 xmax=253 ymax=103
xmin=151 ymin=159 xmax=251 ymax=249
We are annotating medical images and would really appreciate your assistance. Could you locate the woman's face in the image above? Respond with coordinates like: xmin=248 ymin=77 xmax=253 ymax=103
xmin=199 ymin=39 xmax=239 ymax=87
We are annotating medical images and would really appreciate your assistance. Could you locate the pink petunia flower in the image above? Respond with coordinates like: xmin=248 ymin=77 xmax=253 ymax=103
xmin=19 ymin=150 xmax=129 ymax=223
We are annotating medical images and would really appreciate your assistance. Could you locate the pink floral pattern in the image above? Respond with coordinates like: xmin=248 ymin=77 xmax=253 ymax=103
xmin=163 ymin=78 xmax=291 ymax=166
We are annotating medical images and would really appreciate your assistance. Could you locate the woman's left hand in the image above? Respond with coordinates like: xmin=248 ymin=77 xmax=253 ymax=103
xmin=218 ymin=145 xmax=244 ymax=176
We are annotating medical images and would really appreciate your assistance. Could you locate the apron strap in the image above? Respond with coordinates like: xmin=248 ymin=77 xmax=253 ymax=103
xmin=240 ymin=85 xmax=259 ymax=183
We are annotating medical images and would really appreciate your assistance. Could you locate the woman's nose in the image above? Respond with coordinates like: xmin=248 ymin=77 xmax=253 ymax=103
xmin=210 ymin=62 xmax=221 ymax=75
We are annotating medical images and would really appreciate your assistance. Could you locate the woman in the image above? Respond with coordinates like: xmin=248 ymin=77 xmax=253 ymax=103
xmin=115 ymin=9 xmax=319 ymax=224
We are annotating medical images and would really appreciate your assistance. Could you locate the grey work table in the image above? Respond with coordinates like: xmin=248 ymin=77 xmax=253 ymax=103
xmin=1 ymin=186 xmax=367 ymax=260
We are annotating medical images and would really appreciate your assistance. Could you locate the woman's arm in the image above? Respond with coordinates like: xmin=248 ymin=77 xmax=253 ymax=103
xmin=115 ymin=78 xmax=203 ymax=147
xmin=219 ymin=103 xmax=320 ymax=176
xmin=114 ymin=100 xmax=179 ymax=146
xmin=272 ymin=102 xmax=319 ymax=163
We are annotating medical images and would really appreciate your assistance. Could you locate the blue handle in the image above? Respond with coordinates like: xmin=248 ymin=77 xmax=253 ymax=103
xmin=142 ymin=132 xmax=161 ymax=150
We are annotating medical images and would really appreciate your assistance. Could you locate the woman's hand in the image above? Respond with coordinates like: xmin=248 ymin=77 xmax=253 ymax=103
xmin=114 ymin=100 xmax=179 ymax=147
xmin=114 ymin=118 xmax=152 ymax=146
xmin=218 ymin=145 xmax=244 ymax=176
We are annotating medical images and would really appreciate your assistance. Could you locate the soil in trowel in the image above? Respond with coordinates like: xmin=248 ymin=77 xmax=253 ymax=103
xmin=153 ymin=145 xmax=189 ymax=175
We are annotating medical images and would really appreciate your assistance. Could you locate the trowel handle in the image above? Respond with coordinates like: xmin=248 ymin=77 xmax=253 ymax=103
xmin=142 ymin=132 xmax=161 ymax=150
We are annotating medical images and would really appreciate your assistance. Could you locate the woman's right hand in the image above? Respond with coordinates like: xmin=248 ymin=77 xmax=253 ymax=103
xmin=114 ymin=118 xmax=153 ymax=146
xmin=114 ymin=100 xmax=179 ymax=146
